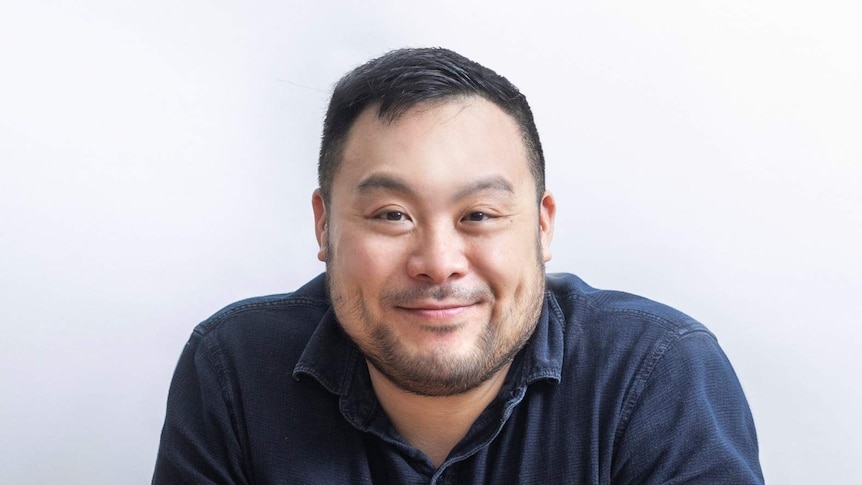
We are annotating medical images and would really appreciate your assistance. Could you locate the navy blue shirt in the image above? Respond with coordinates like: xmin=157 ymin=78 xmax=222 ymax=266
xmin=153 ymin=273 xmax=763 ymax=484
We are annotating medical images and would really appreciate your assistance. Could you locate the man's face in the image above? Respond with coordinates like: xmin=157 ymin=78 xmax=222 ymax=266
xmin=312 ymin=97 xmax=555 ymax=396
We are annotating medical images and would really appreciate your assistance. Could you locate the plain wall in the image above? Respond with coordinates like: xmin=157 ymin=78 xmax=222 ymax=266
xmin=1 ymin=1 xmax=859 ymax=483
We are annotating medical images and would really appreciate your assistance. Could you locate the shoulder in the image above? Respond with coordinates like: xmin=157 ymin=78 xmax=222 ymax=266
xmin=187 ymin=274 xmax=332 ymax=363
xmin=540 ymin=274 xmax=762 ymax=481
xmin=544 ymin=272 xmax=723 ymax=406
xmin=546 ymin=272 xmax=710 ymax=341
xmin=196 ymin=274 xmax=329 ymax=332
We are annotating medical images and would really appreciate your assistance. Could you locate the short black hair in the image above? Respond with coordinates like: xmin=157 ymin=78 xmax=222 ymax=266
xmin=317 ymin=47 xmax=545 ymax=203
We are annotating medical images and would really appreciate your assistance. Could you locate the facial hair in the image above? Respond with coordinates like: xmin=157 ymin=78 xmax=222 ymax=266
xmin=325 ymin=233 xmax=546 ymax=397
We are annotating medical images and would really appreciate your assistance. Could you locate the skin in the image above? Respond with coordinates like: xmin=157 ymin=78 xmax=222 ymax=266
xmin=312 ymin=96 xmax=555 ymax=466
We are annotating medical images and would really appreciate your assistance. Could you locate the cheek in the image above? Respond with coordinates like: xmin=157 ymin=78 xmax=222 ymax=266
xmin=333 ymin=230 xmax=406 ymax=280
xmin=469 ymin=231 xmax=540 ymax=292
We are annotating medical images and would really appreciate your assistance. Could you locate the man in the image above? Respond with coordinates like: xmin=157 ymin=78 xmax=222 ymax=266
xmin=154 ymin=48 xmax=763 ymax=484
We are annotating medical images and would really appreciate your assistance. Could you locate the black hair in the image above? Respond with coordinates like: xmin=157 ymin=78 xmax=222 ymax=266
xmin=318 ymin=47 xmax=545 ymax=203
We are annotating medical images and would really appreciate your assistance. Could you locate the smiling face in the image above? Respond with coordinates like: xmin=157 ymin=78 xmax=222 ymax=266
xmin=312 ymin=96 xmax=555 ymax=396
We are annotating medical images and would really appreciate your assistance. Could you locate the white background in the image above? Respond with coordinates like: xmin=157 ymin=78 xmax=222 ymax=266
xmin=1 ymin=1 xmax=859 ymax=483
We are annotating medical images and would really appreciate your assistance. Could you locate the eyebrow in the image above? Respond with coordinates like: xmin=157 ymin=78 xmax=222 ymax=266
xmin=355 ymin=174 xmax=415 ymax=197
xmin=450 ymin=176 xmax=515 ymax=202
xmin=355 ymin=173 xmax=515 ymax=202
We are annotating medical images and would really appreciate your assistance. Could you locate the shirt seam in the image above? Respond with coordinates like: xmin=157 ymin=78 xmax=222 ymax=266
xmin=194 ymin=297 xmax=330 ymax=336
xmin=195 ymin=331 xmax=252 ymax=480
xmin=551 ymin=288 xmax=701 ymax=334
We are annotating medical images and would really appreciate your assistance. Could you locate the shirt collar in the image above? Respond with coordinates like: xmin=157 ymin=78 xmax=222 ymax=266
xmin=519 ymin=289 xmax=565 ymax=386
xmin=292 ymin=306 xmax=360 ymax=395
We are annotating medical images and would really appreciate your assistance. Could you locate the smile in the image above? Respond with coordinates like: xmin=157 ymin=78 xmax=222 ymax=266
xmin=395 ymin=302 xmax=479 ymax=321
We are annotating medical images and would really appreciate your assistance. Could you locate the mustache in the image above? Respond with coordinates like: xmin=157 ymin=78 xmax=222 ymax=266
xmin=379 ymin=284 xmax=493 ymax=305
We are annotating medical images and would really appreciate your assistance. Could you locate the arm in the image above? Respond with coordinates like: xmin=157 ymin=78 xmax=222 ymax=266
xmin=152 ymin=331 xmax=250 ymax=484
xmin=612 ymin=331 xmax=763 ymax=484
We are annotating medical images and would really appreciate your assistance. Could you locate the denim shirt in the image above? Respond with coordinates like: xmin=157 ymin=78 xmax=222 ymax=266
xmin=153 ymin=273 xmax=763 ymax=484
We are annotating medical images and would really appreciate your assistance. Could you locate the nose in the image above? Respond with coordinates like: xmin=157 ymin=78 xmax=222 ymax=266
xmin=406 ymin=224 xmax=468 ymax=284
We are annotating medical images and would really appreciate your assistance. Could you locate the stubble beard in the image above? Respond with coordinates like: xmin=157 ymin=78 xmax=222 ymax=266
xmin=325 ymin=236 xmax=546 ymax=397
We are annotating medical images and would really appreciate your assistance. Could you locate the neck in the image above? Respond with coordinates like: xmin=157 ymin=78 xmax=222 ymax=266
xmin=367 ymin=363 xmax=511 ymax=468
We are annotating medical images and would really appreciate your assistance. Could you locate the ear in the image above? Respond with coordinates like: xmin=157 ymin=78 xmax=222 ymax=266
xmin=539 ymin=191 xmax=556 ymax=262
xmin=311 ymin=189 xmax=328 ymax=262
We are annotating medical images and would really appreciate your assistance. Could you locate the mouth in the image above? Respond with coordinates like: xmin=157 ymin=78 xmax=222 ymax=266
xmin=395 ymin=301 xmax=481 ymax=320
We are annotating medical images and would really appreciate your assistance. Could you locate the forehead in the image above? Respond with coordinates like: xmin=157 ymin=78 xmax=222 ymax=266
xmin=332 ymin=97 xmax=532 ymax=197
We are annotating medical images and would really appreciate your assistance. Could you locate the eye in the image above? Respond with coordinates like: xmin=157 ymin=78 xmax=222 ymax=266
xmin=465 ymin=211 xmax=487 ymax=222
xmin=371 ymin=207 xmax=412 ymax=224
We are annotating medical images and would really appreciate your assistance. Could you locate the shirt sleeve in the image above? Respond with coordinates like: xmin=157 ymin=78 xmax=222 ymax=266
xmin=611 ymin=330 xmax=764 ymax=484
xmin=152 ymin=331 xmax=251 ymax=484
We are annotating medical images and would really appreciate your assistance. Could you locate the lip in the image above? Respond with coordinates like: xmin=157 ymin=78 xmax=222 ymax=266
xmin=396 ymin=302 xmax=479 ymax=320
